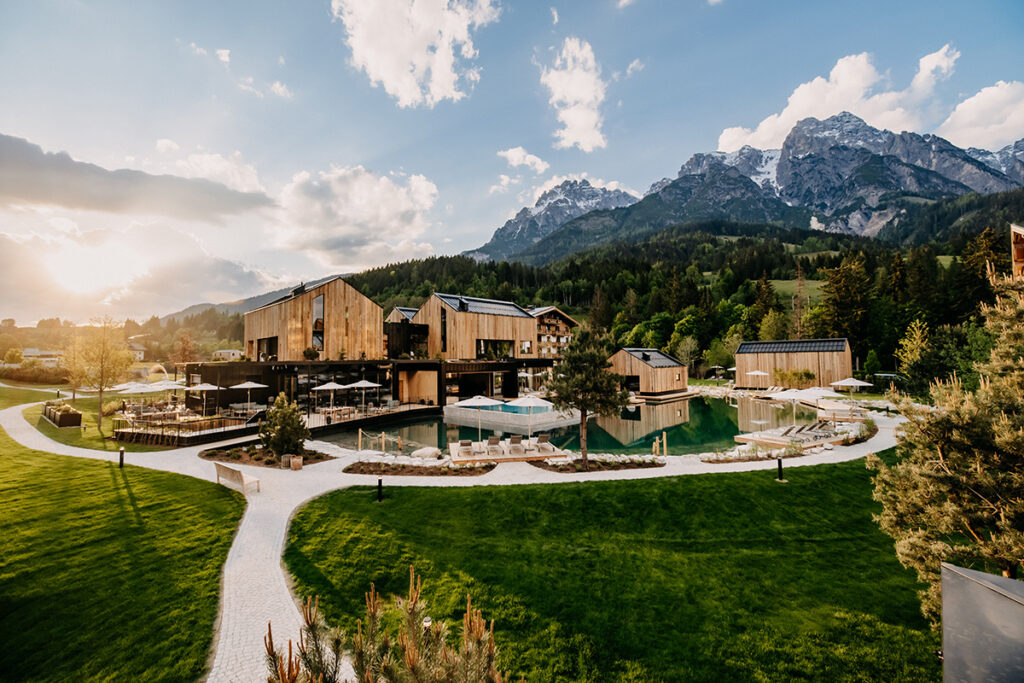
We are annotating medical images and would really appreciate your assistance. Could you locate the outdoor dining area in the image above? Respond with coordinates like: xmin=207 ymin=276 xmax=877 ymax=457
xmin=304 ymin=378 xmax=420 ymax=429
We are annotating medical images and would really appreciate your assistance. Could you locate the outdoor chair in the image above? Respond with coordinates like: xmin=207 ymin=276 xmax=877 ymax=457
xmin=508 ymin=435 xmax=526 ymax=456
xmin=780 ymin=426 xmax=794 ymax=436
xmin=486 ymin=435 xmax=503 ymax=457
xmin=457 ymin=439 xmax=474 ymax=459
xmin=535 ymin=433 xmax=556 ymax=454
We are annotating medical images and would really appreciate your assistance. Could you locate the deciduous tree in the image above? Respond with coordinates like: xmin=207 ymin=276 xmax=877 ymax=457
xmin=79 ymin=317 xmax=134 ymax=431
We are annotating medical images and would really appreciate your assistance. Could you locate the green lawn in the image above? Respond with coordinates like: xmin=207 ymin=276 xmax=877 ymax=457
xmin=0 ymin=385 xmax=61 ymax=410
xmin=285 ymin=455 xmax=939 ymax=682
xmin=22 ymin=396 xmax=164 ymax=452
xmin=0 ymin=426 xmax=244 ymax=681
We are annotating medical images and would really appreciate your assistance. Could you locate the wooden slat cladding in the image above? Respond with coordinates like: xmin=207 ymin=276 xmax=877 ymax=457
xmin=609 ymin=350 xmax=688 ymax=395
xmin=1012 ymin=223 xmax=1024 ymax=282
xmin=596 ymin=399 xmax=690 ymax=446
xmin=412 ymin=294 xmax=538 ymax=360
xmin=244 ymin=278 xmax=383 ymax=361
xmin=735 ymin=340 xmax=852 ymax=389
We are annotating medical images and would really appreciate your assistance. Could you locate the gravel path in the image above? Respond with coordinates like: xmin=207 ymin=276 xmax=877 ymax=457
xmin=0 ymin=402 xmax=902 ymax=682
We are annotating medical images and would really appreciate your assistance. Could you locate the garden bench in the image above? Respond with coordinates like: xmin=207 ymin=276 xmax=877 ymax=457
xmin=214 ymin=462 xmax=260 ymax=495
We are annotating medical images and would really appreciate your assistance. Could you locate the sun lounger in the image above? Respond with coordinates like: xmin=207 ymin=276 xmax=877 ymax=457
xmin=780 ymin=426 xmax=794 ymax=436
xmin=508 ymin=435 xmax=525 ymax=456
xmin=535 ymin=433 xmax=556 ymax=454
xmin=486 ymin=436 xmax=503 ymax=457
xmin=457 ymin=439 xmax=474 ymax=459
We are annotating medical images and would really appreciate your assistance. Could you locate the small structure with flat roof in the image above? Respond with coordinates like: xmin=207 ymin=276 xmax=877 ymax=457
xmin=609 ymin=348 xmax=689 ymax=400
xmin=735 ymin=338 xmax=852 ymax=389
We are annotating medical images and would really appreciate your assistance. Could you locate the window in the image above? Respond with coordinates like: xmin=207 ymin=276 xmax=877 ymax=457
xmin=257 ymin=336 xmax=278 ymax=361
xmin=312 ymin=294 xmax=324 ymax=351
xmin=520 ymin=340 xmax=532 ymax=354
xmin=440 ymin=307 xmax=447 ymax=353
xmin=476 ymin=339 xmax=512 ymax=360
xmin=676 ymin=373 xmax=681 ymax=381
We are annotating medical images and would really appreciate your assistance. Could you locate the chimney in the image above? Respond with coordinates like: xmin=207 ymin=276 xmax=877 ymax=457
xmin=641 ymin=352 xmax=650 ymax=362
xmin=291 ymin=282 xmax=306 ymax=297
xmin=459 ymin=298 xmax=469 ymax=312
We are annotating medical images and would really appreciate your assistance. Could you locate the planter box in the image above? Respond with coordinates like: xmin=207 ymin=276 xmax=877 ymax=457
xmin=290 ymin=456 xmax=303 ymax=471
xmin=44 ymin=406 xmax=82 ymax=428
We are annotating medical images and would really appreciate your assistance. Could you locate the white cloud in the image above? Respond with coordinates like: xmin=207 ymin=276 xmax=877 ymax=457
xmin=278 ymin=55 xmax=286 ymax=66
xmin=550 ymin=7 xmax=558 ymax=24
xmin=707 ymin=0 xmax=723 ymax=5
xmin=155 ymin=138 xmax=180 ymax=153
xmin=188 ymin=42 xmax=207 ymax=57
xmin=497 ymin=146 xmax=549 ymax=174
xmin=330 ymin=0 xmax=501 ymax=108
xmin=718 ymin=44 xmax=960 ymax=152
xmin=617 ymin=0 xmax=635 ymax=7
xmin=626 ymin=58 xmax=644 ymax=77
xmin=171 ymin=152 xmax=264 ymax=194
xmin=216 ymin=49 xmax=231 ymax=65
xmin=270 ymin=81 xmax=294 ymax=99
xmin=0 ymin=133 xmax=272 ymax=221
xmin=523 ymin=172 xmax=640 ymax=204
xmin=540 ymin=37 xmax=608 ymax=152
xmin=278 ymin=165 xmax=438 ymax=269
xmin=936 ymin=80 xmax=1024 ymax=150
xmin=488 ymin=174 xmax=520 ymax=194
xmin=238 ymin=76 xmax=263 ymax=98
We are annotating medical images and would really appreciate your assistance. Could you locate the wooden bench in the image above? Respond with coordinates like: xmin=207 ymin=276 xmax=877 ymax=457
xmin=214 ymin=462 xmax=261 ymax=495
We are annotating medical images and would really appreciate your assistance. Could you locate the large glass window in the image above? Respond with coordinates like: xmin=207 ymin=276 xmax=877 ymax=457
xmin=312 ymin=294 xmax=324 ymax=351
xmin=476 ymin=339 xmax=512 ymax=360
xmin=440 ymin=307 xmax=447 ymax=353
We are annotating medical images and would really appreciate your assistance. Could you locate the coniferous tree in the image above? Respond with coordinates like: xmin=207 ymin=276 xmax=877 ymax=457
xmin=548 ymin=329 xmax=629 ymax=470
xmin=869 ymin=270 xmax=1024 ymax=626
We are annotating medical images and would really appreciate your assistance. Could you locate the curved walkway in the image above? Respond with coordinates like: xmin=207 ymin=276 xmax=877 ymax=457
xmin=0 ymin=402 xmax=902 ymax=683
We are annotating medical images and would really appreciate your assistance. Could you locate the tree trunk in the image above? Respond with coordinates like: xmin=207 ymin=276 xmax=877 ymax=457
xmin=579 ymin=408 xmax=589 ymax=471
xmin=97 ymin=387 xmax=104 ymax=432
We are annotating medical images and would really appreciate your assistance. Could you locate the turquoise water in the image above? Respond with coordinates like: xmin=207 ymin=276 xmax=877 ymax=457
xmin=318 ymin=396 xmax=818 ymax=456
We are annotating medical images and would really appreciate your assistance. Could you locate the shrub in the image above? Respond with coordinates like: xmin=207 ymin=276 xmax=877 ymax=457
xmin=101 ymin=400 xmax=123 ymax=417
xmin=0 ymin=364 xmax=68 ymax=384
xmin=260 ymin=393 xmax=311 ymax=457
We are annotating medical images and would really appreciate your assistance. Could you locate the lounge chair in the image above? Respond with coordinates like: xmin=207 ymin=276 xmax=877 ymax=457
xmin=535 ymin=433 xmax=556 ymax=454
xmin=486 ymin=436 xmax=503 ymax=457
xmin=780 ymin=426 xmax=794 ymax=436
xmin=508 ymin=435 xmax=526 ymax=456
xmin=457 ymin=439 xmax=474 ymax=459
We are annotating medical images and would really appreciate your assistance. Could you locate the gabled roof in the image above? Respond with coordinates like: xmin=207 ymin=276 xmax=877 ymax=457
xmin=393 ymin=306 xmax=418 ymax=321
xmin=736 ymin=338 xmax=849 ymax=354
xmin=621 ymin=348 xmax=684 ymax=368
xmin=528 ymin=306 xmax=580 ymax=327
xmin=434 ymin=293 xmax=532 ymax=318
xmin=249 ymin=276 xmax=380 ymax=314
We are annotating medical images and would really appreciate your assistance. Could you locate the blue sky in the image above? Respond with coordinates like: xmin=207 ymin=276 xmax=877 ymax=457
xmin=0 ymin=0 xmax=1022 ymax=322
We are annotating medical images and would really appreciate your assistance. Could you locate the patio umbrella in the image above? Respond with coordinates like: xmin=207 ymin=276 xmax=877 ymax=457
xmin=230 ymin=381 xmax=268 ymax=407
xmin=345 ymin=379 xmax=381 ymax=413
xmin=507 ymin=395 xmax=553 ymax=439
xmin=830 ymin=377 xmax=873 ymax=393
xmin=452 ymin=395 xmax=505 ymax=442
xmin=189 ymin=382 xmax=223 ymax=415
xmin=746 ymin=370 xmax=769 ymax=376
xmin=312 ymin=381 xmax=347 ymax=410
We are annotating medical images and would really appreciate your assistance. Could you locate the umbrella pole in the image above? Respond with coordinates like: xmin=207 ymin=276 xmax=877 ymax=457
xmin=477 ymin=407 xmax=482 ymax=443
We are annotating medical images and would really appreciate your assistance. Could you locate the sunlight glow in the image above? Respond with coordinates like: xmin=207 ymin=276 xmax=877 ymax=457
xmin=45 ymin=243 xmax=148 ymax=294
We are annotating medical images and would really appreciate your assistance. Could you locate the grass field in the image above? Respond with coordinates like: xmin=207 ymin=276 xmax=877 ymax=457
xmin=0 ymin=426 xmax=244 ymax=681
xmin=22 ymin=396 xmax=165 ymax=453
xmin=285 ymin=454 xmax=938 ymax=682
xmin=0 ymin=385 xmax=60 ymax=410
xmin=770 ymin=278 xmax=825 ymax=304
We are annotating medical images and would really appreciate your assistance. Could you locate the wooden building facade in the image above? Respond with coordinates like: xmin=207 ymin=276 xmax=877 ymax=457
xmin=608 ymin=348 xmax=688 ymax=398
xmin=734 ymin=338 xmax=852 ymax=389
xmin=1013 ymin=223 xmax=1024 ymax=282
xmin=529 ymin=306 xmax=579 ymax=358
xmin=412 ymin=293 xmax=538 ymax=361
xmin=243 ymin=277 xmax=383 ymax=362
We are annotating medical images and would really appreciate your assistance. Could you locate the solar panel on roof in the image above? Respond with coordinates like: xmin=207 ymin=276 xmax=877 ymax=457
xmin=623 ymin=348 xmax=683 ymax=367
xmin=435 ymin=293 xmax=532 ymax=318
xmin=735 ymin=339 xmax=848 ymax=354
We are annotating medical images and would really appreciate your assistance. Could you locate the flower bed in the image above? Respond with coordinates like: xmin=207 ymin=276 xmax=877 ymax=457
xmin=530 ymin=455 xmax=665 ymax=473
xmin=343 ymin=461 xmax=495 ymax=476
xmin=42 ymin=401 xmax=82 ymax=428
xmin=199 ymin=445 xmax=332 ymax=469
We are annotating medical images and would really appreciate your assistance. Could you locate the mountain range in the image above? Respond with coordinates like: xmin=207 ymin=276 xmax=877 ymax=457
xmin=470 ymin=111 xmax=1024 ymax=266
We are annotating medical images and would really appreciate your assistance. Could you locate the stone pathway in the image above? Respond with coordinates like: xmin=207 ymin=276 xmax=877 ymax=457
xmin=0 ymin=401 xmax=902 ymax=682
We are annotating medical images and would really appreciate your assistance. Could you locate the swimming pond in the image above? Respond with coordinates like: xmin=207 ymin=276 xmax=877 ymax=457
xmin=317 ymin=396 xmax=819 ymax=456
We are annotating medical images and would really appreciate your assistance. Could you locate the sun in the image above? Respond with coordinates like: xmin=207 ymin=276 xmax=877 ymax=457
xmin=45 ymin=243 xmax=147 ymax=294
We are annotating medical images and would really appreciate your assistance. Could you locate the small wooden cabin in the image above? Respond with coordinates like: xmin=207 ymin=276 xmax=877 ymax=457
xmin=243 ymin=277 xmax=383 ymax=362
xmin=734 ymin=338 xmax=852 ymax=389
xmin=412 ymin=293 xmax=538 ymax=360
xmin=386 ymin=307 xmax=419 ymax=324
xmin=1012 ymin=223 xmax=1024 ymax=282
xmin=609 ymin=348 xmax=688 ymax=398
xmin=529 ymin=306 xmax=579 ymax=358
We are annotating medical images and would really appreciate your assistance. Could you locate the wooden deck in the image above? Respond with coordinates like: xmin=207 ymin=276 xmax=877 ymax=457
xmin=448 ymin=438 xmax=568 ymax=463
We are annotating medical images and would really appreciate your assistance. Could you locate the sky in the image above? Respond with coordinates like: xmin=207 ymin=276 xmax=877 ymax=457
xmin=1 ymin=0 xmax=1022 ymax=324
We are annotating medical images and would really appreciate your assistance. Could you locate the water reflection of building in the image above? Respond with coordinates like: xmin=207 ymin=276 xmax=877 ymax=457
xmin=735 ymin=396 xmax=813 ymax=432
xmin=596 ymin=399 xmax=691 ymax=446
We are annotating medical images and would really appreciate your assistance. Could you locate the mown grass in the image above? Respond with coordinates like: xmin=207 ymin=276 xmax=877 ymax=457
xmin=0 ymin=426 xmax=244 ymax=681
xmin=285 ymin=452 xmax=939 ymax=682
xmin=22 ymin=396 xmax=164 ymax=453
xmin=0 ymin=385 xmax=61 ymax=411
